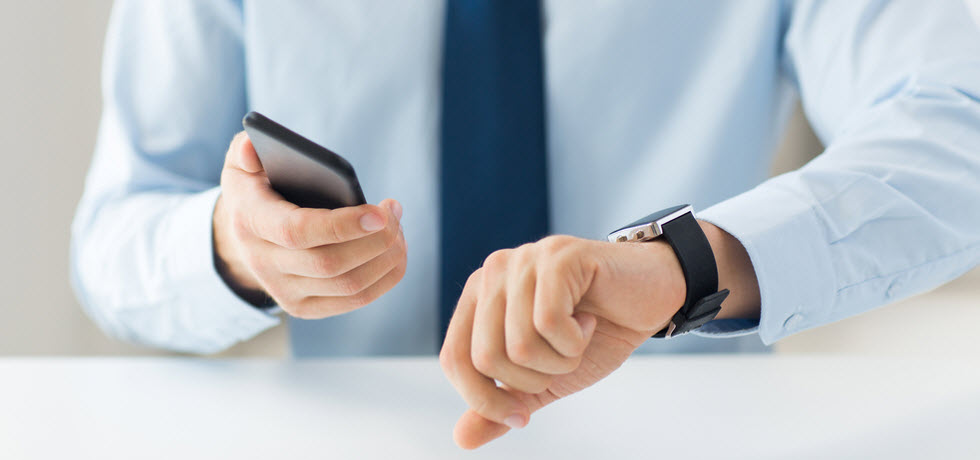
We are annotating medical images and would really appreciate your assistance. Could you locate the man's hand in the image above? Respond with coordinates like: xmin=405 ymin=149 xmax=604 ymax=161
xmin=213 ymin=132 xmax=407 ymax=318
xmin=440 ymin=226 xmax=759 ymax=449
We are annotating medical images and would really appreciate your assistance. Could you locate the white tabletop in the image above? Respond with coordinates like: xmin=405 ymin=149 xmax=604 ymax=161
xmin=1 ymin=355 xmax=978 ymax=459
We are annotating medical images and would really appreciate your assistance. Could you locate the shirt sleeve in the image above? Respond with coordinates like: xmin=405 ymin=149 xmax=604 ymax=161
xmin=696 ymin=0 xmax=980 ymax=344
xmin=70 ymin=0 xmax=279 ymax=354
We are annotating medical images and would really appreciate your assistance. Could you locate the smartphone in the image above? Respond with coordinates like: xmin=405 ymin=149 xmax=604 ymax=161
xmin=242 ymin=111 xmax=366 ymax=209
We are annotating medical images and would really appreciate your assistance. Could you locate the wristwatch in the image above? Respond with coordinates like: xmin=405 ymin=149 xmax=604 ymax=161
xmin=607 ymin=205 xmax=729 ymax=338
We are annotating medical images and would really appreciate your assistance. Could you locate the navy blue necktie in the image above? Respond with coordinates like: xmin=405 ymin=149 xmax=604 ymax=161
xmin=439 ymin=0 xmax=549 ymax=346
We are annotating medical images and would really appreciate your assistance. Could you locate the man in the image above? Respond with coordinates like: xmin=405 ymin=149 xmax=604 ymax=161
xmin=72 ymin=0 xmax=980 ymax=449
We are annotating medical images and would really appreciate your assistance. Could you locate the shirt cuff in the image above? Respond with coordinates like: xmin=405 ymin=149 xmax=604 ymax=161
xmin=165 ymin=186 xmax=280 ymax=352
xmin=691 ymin=318 xmax=759 ymax=339
xmin=697 ymin=175 xmax=837 ymax=345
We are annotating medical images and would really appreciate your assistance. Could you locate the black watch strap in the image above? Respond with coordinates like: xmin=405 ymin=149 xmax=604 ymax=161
xmin=607 ymin=205 xmax=729 ymax=338
xmin=655 ymin=212 xmax=729 ymax=337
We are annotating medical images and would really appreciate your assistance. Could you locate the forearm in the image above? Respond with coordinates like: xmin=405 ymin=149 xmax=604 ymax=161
xmin=71 ymin=187 xmax=278 ymax=353
xmin=75 ymin=0 xmax=266 ymax=352
xmin=212 ymin=193 xmax=269 ymax=306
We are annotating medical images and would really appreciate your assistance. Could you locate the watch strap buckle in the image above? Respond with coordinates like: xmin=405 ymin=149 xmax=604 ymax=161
xmin=654 ymin=289 xmax=729 ymax=339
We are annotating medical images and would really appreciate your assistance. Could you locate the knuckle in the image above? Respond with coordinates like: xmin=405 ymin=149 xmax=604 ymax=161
xmin=289 ymin=209 xmax=311 ymax=229
xmin=334 ymin=273 xmax=366 ymax=296
xmin=534 ymin=309 xmax=563 ymax=337
xmin=310 ymin=253 xmax=338 ymax=277
xmin=470 ymin=348 xmax=497 ymax=376
xmin=540 ymin=234 xmax=576 ymax=253
xmin=277 ymin=222 xmax=301 ymax=249
xmin=324 ymin=216 xmax=344 ymax=244
xmin=482 ymin=249 xmax=512 ymax=272
xmin=464 ymin=269 xmax=483 ymax=288
xmin=539 ymin=235 xmax=563 ymax=250
xmin=284 ymin=211 xmax=315 ymax=248
xmin=512 ymin=244 xmax=536 ymax=264
xmin=439 ymin=348 xmax=456 ymax=376
xmin=506 ymin=338 xmax=536 ymax=366
xmin=553 ymin=243 xmax=583 ymax=265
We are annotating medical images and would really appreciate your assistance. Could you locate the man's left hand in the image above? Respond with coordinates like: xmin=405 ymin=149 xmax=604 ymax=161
xmin=440 ymin=221 xmax=762 ymax=449
xmin=439 ymin=234 xmax=691 ymax=448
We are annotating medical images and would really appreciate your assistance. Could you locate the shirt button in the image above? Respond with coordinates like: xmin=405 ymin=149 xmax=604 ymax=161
xmin=887 ymin=279 xmax=904 ymax=299
xmin=783 ymin=313 xmax=804 ymax=330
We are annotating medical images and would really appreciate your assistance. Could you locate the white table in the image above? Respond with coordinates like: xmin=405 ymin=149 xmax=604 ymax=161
xmin=1 ymin=356 xmax=978 ymax=459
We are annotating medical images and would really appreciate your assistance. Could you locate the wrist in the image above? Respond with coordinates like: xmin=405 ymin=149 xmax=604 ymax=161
xmin=586 ymin=239 xmax=685 ymax=333
xmin=212 ymin=195 xmax=269 ymax=306
xmin=611 ymin=240 xmax=687 ymax=330
xmin=643 ymin=240 xmax=687 ymax=316
xmin=698 ymin=221 xmax=760 ymax=320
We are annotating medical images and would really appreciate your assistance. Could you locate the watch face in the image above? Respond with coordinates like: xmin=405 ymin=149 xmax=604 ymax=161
xmin=607 ymin=204 xmax=693 ymax=242
xmin=625 ymin=204 xmax=691 ymax=228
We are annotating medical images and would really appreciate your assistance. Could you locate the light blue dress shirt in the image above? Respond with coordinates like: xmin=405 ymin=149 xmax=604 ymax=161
xmin=71 ymin=0 xmax=980 ymax=356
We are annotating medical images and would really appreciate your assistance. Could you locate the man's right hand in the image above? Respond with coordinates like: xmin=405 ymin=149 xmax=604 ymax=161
xmin=213 ymin=132 xmax=407 ymax=319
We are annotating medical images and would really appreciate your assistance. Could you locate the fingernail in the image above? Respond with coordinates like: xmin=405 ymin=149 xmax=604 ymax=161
xmin=391 ymin=200 xmax=403 ymax=220
xmin=503 ymin=415 xmax=526 ymax=429
xmin=359 ymin=213 xmax=385 ymax=231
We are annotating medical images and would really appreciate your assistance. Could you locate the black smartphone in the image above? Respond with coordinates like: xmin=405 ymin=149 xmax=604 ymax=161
xmin=242 ymin=111 xmax=366 ymax=209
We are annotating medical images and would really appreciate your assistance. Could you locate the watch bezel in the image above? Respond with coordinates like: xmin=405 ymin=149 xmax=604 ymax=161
xmin=606 ymin=205 xmax=693 ymax=243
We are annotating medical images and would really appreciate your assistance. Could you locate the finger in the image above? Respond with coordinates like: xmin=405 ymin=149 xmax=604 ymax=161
xmin=278 ymin=235 xmax=406 ymax=297
xmin=380 ymin=198 xmax=403 ymax=221
xmin=224 ymin=132 xmax=264 ymax=174
xmin=271 ymin=216 xmax=401 ymax=278
xmin=220 ymin=132 xmax=278 ymax=204
xmin=439 ymin=272 xmax=531 ymax=430
xmin=453 ymin=391 xmax=558 ymax=449
xmin=504 ymin=265 xmax=581 ymax=375
xmin=282 ymin=255 xmax=406 ymax=319
xmin=533 ymin=268 xmax=596 ymax=358
xmin=219 ymin=134 xmax=307 ymax=247
xmin=471 ymin=268 xmax=553 ymax=394
xmin=453 ymin=411 xmax=509 ymax=450
xmin=222 ymin=132 xmax=396 ymax=249
xmin=250 ymin=204 xmax=391 ymax=250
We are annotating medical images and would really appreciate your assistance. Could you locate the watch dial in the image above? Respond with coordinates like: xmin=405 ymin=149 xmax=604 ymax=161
xmin=620 ymin=204 xmax=691 ymax=230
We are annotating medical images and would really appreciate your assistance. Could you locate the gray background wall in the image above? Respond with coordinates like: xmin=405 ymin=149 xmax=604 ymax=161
xmin=0 ymin=1 xmax=976 ymax=357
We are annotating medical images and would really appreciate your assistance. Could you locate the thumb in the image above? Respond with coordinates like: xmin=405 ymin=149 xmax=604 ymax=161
xmin=225 ymin=132 xmax=265 ymax=174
